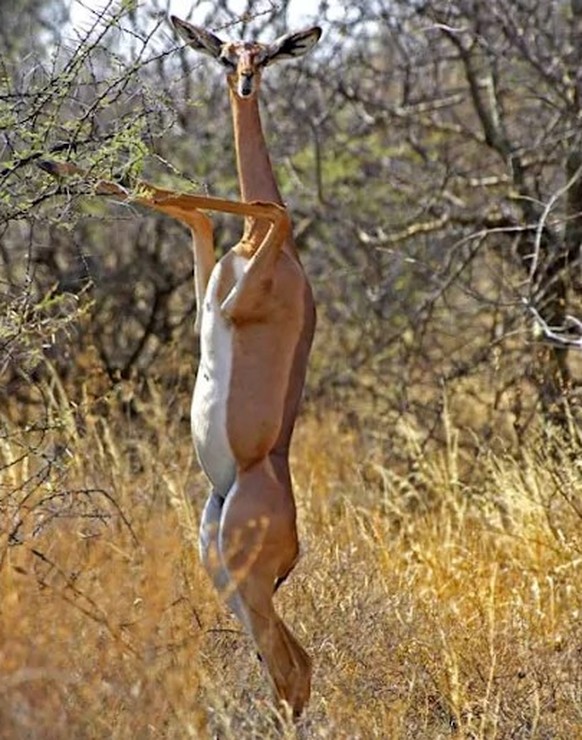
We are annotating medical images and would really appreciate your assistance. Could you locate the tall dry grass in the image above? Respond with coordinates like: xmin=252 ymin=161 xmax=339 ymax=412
xmin=1 ymin=371 xmax=581 ymax=738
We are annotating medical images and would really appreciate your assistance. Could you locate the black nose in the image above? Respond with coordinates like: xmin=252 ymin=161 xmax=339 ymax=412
xmin=240 ymin=74 xmax=253 ymax=97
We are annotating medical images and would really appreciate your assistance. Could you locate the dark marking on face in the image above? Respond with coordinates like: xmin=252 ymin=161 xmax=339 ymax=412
xmin=239 ymin=73 xmax=254 ymax=97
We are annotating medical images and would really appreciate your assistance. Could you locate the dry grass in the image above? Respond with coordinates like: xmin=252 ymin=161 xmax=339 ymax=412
xmin=1 ymin=377 xmax=581 ymax=739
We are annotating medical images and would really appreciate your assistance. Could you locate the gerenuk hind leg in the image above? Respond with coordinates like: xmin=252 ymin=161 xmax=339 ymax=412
xmin=199 ymin=490 xmax=231 ymax=595
xmin=218 ymin=458 xmax=311 ymax=717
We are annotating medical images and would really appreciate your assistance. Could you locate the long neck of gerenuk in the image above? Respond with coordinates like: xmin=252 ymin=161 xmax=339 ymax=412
xmin=231 ymin=90 xmax=283 ymax=205
xmin=231 ymin=90 xmax=299 ymax=257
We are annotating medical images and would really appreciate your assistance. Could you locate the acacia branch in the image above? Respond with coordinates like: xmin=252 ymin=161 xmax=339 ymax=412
xmin=525 ymin=301 xmax=582 ymax=349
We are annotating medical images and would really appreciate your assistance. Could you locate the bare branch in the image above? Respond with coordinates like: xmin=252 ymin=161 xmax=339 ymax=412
xmin=525 ymin=300 xmax=582 ymax=350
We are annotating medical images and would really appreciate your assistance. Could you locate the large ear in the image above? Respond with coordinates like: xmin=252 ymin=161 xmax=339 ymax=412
xmin=170 ymin=15 xmax=224 ymax=59
xmin=265 ymin=26 xmax=322 ymax=65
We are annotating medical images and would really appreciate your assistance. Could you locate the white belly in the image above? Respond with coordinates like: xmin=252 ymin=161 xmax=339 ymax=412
xmin=191 ymin=256 xmax=246 ymax=495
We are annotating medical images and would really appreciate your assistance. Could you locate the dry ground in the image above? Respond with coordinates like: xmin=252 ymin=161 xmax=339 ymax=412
xmin=1 ymin=378 xmax=581 ymax=739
